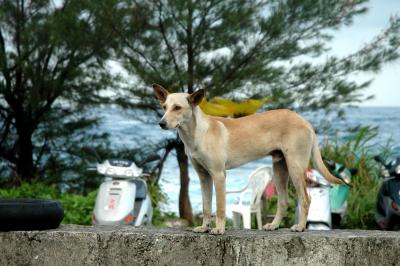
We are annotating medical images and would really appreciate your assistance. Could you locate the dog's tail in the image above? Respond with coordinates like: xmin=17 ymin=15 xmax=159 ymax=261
xmin=311 ymin=137 xmax=343 ymax=184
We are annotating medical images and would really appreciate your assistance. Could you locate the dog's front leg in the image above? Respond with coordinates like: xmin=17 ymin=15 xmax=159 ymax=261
xmin=211 ymin=171 xmax=226 ymax=235
xmin=194 ymin=176 xmax=213 ymax=233
xmin=192 ymin=161 xmax=213 ymax=233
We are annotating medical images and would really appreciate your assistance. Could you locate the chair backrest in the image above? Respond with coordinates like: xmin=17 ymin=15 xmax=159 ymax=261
xmin=248 ymin=166 xmax=273 ymax=208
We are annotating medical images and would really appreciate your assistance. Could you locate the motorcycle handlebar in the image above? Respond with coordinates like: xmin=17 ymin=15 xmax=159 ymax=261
xmin=82 ymin=147 xmax=160 ymax=168
xmin=349 ymin=168 xmax=358 ymax=176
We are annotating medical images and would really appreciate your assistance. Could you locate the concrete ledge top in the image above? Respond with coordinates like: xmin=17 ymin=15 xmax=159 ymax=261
xmin=13 ymin=224 xmax=397 ymax=238
xmin=1 ymin=225 xmax=400 ymax=266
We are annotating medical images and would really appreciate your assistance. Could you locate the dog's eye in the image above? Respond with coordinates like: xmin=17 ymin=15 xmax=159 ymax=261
xmin=174 ymin=105 xmax=181 ymax=111
xmin=162 ymin=105 xmax=167 ymax=110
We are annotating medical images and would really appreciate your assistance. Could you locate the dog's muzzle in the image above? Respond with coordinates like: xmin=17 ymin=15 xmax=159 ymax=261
xmin=159 ymin=120 xmax=167 ymax=130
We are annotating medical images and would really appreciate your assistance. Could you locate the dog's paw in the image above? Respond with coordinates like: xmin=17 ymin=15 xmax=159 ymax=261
xmin=290 ymin=224 xmax=305 ymax=232
xmin=263 ymin=223 xmax=279 ymax=231
xmin=210 ymin=227 xmax=225 ymax=235
xmin=193 ymin=226 xmax=209 ymax=233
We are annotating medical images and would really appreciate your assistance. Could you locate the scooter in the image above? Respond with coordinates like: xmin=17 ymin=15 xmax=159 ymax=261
xmin=326 ymin=160 xmax=356 ymax=228
xmin=83 ymin=148 xmax=159 ymax=226
xmin=296 ymin=161 xmax=355 ymax=230
xmin=374 ymin=155 xmax=400 ymax=230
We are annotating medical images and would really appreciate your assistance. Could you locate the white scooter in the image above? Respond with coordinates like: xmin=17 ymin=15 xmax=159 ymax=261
xmin=84 ymin=148 xmax=158 ymax=226
xmin=296 ymin=163 xmax=353 ymax=230
xmin=299 ymin=169 xmax=332 ymax=230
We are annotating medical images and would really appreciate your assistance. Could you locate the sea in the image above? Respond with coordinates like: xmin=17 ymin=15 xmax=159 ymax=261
xmin=98 ymin=107 xmax=400 ymax=216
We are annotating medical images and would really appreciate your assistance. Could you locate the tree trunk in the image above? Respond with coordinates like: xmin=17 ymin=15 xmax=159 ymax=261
xmin=175 ymin=139 xmax=193 ymax=225
xmin=176 ymin=2 xmax=194 ymax=224
xmin=15 ymin=130 xmax=34 ymax=181
xmin=14 ymin=106 xmax=35 ymax=181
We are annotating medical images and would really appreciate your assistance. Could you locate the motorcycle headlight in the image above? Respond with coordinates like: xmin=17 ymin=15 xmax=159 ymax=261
xmin=382 ymin=169 xmax=390 ymax=178
xmin=340 ymin=172 xmax=351 ymax=185
xmin=124 ymin=170 xmax=133 ymax=177
xmin=396 ymin=165 xmax=400 ymax=175
xmin=106 ymin=168 xmax=115 ymax=175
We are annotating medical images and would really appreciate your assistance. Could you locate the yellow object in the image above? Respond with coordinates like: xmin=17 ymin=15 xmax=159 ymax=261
xmin=199 ymin=97 xmax=271 ymax=117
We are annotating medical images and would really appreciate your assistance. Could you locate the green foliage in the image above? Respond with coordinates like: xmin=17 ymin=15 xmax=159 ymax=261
xmin=0 ymin=0 xmax=129 ymax=181
xmin=147 ymin=181 xmax=167 ymax=208
xmin=0 ymin=182 xmax=59 ymax=199
xmin=60 ymin=191 xmax=97 ymax=225
xmin=152 ymin=208 xmax=178 ymax=227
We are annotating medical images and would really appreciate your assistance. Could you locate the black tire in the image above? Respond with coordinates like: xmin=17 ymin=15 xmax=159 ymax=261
xmin=0 ymin=199 xmax=64 ymax=231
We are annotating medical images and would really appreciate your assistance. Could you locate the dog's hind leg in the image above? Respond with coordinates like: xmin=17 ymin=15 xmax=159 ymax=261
xmin=263 ymin=157 xmax=289 ymax=231
xmin=192 ymin=161 xmax=213 ymax=233
xmin=286 ymin=156 xmax=311 ymax=232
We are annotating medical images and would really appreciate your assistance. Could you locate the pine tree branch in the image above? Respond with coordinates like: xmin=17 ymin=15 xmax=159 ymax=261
xmin=157 ymin=4 xmax=184 ymax=90
xmin=110 ymin=20 xmax=162 ymax=79
xmin=155 ymin=0 xmax=187 ymax=33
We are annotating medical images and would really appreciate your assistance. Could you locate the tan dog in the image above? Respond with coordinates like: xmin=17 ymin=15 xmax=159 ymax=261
xmin=152 ymin=84 xmax=342 ymax=234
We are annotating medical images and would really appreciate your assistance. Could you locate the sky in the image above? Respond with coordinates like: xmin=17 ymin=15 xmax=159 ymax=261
xmin=328 ymin=0 xmax=400 ymax=107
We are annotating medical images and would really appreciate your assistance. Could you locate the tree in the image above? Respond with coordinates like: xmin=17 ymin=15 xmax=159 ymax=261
xmin=0 ymin=0 xmax=130 ymax=182
xmin=114 ymin=0 xmax=400 ymax=223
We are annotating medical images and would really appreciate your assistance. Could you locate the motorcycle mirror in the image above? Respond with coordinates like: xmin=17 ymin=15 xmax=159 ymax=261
xmin=138 ymin=154 xmax=160 ymax=167
xmin=374 ymin=155 xmax=386 ymax=165
xmin=350 ymin=168 xmax=358 ymax=176
xmin=81 ymin=147 xmax=102 ymax=163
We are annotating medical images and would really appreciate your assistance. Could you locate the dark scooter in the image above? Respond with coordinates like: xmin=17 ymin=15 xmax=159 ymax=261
xmin=374 ymin=155 xmax=400 ymax=230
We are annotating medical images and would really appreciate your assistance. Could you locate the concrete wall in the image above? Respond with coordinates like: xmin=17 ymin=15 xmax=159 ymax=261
xmin=0 ymin=225 xmax=399 ymax=266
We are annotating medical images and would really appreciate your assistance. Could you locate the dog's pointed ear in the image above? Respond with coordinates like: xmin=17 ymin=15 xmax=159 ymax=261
xmin=152 ymin=84 xmax=169 ymax=103
xmin=188 ymin=89 xmax=205 ymax=106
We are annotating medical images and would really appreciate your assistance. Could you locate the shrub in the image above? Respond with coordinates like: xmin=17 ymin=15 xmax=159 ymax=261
xmin=0 ymin=182 xmax=59 ymax=199
xmin=60 ymin=191 xmax=97 ymax=225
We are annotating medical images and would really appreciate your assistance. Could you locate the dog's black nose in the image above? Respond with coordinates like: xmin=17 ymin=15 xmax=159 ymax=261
xmin=159 ymin=120 xmax=167 ymax=129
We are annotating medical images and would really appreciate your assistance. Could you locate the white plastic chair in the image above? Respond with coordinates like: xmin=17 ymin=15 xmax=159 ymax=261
xmin=227 ymin=166 xmax=273 ymax=229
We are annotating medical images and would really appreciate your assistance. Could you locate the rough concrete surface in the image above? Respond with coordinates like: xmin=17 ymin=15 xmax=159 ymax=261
xmin=0 ymin=224 xmax=400 ymax=266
